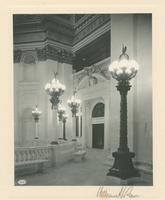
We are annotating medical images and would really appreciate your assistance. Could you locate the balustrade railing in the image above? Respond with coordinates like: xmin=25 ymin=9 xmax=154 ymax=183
xmin=15 ymin=146 xmax=52 ymax=163
xmin=15 ymin=141 xmax=78 ymax=171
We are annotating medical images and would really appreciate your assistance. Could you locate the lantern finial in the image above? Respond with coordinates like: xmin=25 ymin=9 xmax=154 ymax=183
xmin=73 ymin=90 xmax=77 ymax=96
xmin=122 ymin=44 xmax=127 ymax=54
xmin=54 ymin=72 xmax=58 ymax=79
xmin=119 ymin=44 xmax=129 ymax=60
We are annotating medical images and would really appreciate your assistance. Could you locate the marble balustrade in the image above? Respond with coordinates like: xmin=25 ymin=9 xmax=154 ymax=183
xmin=15 ymin=141 xmax=78 ymax=173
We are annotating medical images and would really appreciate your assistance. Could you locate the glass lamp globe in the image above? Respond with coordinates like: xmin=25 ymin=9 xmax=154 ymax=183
xmin=109 ymin=45 xmax=139 ymax=81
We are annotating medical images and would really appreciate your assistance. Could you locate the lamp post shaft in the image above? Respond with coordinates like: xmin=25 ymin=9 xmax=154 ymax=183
xmin=35 ymin=122 xmax=39 ymax=139
xmin=107 ymin=80 xmax=139 ymax=179
xmin=117 ymin=80 xmax=131 ymax=152
xmin=63 ymin=120 xmax=66 ymax=140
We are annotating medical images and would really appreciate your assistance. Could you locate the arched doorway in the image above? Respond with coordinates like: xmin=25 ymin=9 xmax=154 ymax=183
xmin=92 ymin=102 xmax=105 ymax=149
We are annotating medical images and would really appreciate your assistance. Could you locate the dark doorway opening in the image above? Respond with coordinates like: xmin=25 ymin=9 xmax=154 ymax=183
xmin=92 ymin=123 xmax=104 ymax=149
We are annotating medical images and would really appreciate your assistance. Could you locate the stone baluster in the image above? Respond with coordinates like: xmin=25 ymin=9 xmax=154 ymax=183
xmin=33 ymin=149 xmax=37 ymax=160
xmin=36 ymin=149 xmax=39 ymax=160
xmin=15 ymin=152 xmax=18 ymax=162
xmin=17 ymin=151 xmax=21 ymax=162
xmin=39 ymin=149 xmax=42 ymax=159
xmin=44 ymin=149 xmax=47 ymax=159
xmin=27 ymin=150 xmax=31 ymax=160
xmin=30 ymin=150 xmax=33 ymax=160
xmin=22 ymin=151 xmax=26 ymax=161
xmin=15 ymin=146 xmax=51 ymax=163
xmin=32 ymin=149 xmax=36 ymax=160
xmin=29 ymin=150 xmax=32 ymax=160
xmin=29 ymin=150 xmax=33 ymax=160
xmin=20 ymin=151 xmax=24 ymax=161
xmin=24 ymin=150 xmax=28 ymax=161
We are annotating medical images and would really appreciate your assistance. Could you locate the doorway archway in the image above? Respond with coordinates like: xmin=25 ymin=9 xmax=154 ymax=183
xmin=92 ymin=102 xmax=105 ymax=149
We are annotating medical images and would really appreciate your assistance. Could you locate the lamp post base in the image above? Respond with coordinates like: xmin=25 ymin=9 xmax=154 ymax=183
xmin=105 ymin=176 xmax=142 ymax=186
xmin=107 ymin=151 xmax=140 ymax=180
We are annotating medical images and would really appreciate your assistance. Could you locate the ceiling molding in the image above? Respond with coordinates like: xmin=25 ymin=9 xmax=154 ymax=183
xmin=72 ymin=21 xmax=111 ymax=53
xmin=74 ymin=15 xmax=110 ymax=44
xmin=14 ymin=39 xmax=72 ymax=52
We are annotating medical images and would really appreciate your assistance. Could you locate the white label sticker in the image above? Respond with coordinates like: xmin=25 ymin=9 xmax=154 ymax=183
xmin=17 ymin=179 xmax=27 ymax=185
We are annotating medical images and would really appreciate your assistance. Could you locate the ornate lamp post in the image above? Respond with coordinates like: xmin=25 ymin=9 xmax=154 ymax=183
xmin=67 ymin=91 xmax=81 ymax=139
xmin=32 ymin=105 xmax=42 ymax=139
xmin=107 ymin=45 xmax=140 ymax=180
xmin=57 ymin=104 xmax=68 ymax=140
xmin=45 ymin=72 xmax=66 ymax=110
xmin=57 ymin=103 xmax=66 ymax=122
xmin=62 ymin=113 xmax=68 ymax=140
xmin=67 ymin=91 xmax=81 ymax=117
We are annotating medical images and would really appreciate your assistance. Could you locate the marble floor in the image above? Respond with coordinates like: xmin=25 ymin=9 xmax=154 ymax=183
xmin=15 ymin=148 xmax=151 ymax=186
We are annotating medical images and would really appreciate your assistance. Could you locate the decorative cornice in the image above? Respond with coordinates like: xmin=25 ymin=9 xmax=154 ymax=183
xmin=73 ymin=31 xmax=110 ymax=71
xmin=36 ymin=45 xmax=73 ymax=64
xmin=74 ymin=15 xmax=95 ymax=31
xmin=72 ymin=21 xmax=111 ymax=53
xmin=21 ymin=51 xmax=38 ymax=65
xmin=14 ymin=15 xmax=110 ymax=51
xmin=43 ymin=17 xmax=74 ymax=37
xmin=14 ymin=50 xmax=22 ymax=63
xmin=74 ymin=14 xmax=110 ymax=45
xmin=14 ymin=39 xmax=72 ymax=52
xmin=13 ymin=15 xmax=111 ymax=67
xmin=74 ymin=14 xmax=87 ymax=25
xmin=13 ymin=14 xmax=41 ymax=25
xmin=14 ymin=45 xmax=73 ymax=64
xmin=14 ymin=15 xmax=74 ymax=47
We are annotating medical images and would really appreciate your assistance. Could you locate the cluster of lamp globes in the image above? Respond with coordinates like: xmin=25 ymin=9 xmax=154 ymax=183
xmin=44 ymin=77 xmax=66 ymax=97
xmin=32 ymin=105 xmax=42 ymax=122
xmin=67 ymin=92 xmax=81 ymax=117
xmin=57 ymin=104 xmax=68 ymax=122
xmin=109 ymin=45 xmax=139 ymax=81
xmin=44 ymin=73 xmax=66 ymax=110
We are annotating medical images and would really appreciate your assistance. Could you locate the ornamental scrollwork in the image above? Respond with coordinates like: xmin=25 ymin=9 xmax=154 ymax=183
xmin=14 ymin=50 xmax=22 ymax=63
xmin=73 ymin=59 xmax=111 ymax=88
xmin=36 ymin=45 xmax=73 ymax=64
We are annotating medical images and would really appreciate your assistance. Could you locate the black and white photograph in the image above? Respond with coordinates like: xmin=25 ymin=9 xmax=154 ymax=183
xmin=13 ymin=14 xmax=152 ymax=186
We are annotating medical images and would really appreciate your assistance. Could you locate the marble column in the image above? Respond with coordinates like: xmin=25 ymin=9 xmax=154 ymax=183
xmin=72 ymin=117 xmax=76 ymax=138
xmin=81 ymin=102 xmax=86 ymax=148
xmin=85 ymin=101 xmax=91 ymax=148
xmin=104 ymin=96 xmax=111 ymax=150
